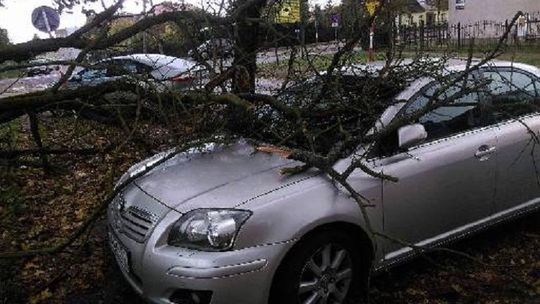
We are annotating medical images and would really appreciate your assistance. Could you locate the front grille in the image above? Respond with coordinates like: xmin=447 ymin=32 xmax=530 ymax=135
xmin=112 ymin=194 xmax=158 ymax=243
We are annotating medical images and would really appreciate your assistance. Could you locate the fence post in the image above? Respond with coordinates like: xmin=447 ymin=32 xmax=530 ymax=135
xmin=505 ymin=19 xmax=509 ymax=45
xmin=438 ymin=23 xmax=442 ymax=46
xmin=457 ymin=22 xmax=461 ymax=50
xmin=419 ymin=20 xmax=425 ymax=50
xmin=526 ymin=13 xmax=530 ymax=40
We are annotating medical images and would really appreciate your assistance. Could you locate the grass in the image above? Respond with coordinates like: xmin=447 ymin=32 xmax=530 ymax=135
xmin=259 ymin=46 xmax=540 ymax=80
xmin=0 ymin=119 xmax=21 ymax=150
xmin=258 ymin=51 xmax=387 ymax=78
xmin=442 ymin=45 xmax=540 ymax=67
xmin=0 ymin=61 xmax=25 ymax=80
xmin=0 ymin=69 xmax=22 ymax=80
xmin=403 ymin=45 xmax=540 ymax=67
xmin=495 ymin=49 xmax=540 ymax=67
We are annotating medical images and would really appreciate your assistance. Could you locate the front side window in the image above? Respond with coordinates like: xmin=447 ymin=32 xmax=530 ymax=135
xmin=105 ymin=60 xmax=129 ymax=77
xmin=374 ymin=76 xmax=484 ymax=157
xmin=402 ymin=77 xmax=483 ymax=142
xmin=483 ymin=68 xmax=540 ymax=122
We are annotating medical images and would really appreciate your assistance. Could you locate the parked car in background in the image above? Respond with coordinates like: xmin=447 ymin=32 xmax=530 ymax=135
xmin=108 ymin=60 xmax=540 ymax=304
xmin=26 ymin=58 xmax=60 ymax=77
xmin=189 ymin=38 xmax=233 ymax=60
xmin=67 ymin=54 xmax=206 ymax=91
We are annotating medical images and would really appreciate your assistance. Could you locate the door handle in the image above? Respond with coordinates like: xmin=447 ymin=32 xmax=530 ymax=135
xmin=475 ymin=145 xmax=496 ymax=161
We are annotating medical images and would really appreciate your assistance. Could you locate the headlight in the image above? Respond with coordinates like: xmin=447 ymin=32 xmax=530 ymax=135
xmin=168 ymin=209 xmax=251 ymax=251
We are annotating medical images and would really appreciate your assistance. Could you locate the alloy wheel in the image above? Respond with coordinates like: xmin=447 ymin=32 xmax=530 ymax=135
xmin=297 ymin=243 xmax=353 ymax=304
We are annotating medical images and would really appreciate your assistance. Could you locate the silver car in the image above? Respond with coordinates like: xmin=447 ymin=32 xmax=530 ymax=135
xmin=67 ymin=54 xmax=205 ymax=90
xmin=108 ymin=61 xmax=540 ymax=304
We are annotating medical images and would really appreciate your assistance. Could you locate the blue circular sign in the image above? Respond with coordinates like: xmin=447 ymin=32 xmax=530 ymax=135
xmin=32 ymin=6 xmax=60 ymax=33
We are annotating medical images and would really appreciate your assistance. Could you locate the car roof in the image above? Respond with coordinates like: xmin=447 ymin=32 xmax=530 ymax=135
xmin=345 ymin=58 xmax=540 ymax=101
xmin=102 ymin=54 xmax=201 ymax=79
xmin=347 ymin=58 xmax=539 ymax=74
xmin=107 ymin=54 xmax=197 ymax=70
xmin=446 ymin=59 xmax=540 ymax=76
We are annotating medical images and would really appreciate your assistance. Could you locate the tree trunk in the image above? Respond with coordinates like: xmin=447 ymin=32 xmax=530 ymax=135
xmin=232 ymin=0 xmax=266 ymax=93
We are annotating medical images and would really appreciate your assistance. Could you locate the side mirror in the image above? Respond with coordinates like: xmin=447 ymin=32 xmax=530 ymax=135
xmin=398 ymin=124 xmax=427 ymax=149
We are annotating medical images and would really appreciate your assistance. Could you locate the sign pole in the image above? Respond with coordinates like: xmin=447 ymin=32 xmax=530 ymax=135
xmin=330 ymin=14 xmax=339 ymax=42
xmin=368 ymin=22 xmax=375 ymax=62
xmin=365 ymin=0 xmax=380 ymax=63
xmin=41 ymin=10 xmax=54 ymax=38
xmin=142 ymin=0 xmax=148 ymax=53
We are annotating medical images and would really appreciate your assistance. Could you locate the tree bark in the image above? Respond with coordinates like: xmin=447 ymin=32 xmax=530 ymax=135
xmin=231 ymin=0 xmax=267 ymax=93
xmin=28 ymin=112 xmax=50 ymax=173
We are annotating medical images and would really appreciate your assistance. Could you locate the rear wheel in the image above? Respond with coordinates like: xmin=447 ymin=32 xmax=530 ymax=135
xmin=270 ymin=230 xmax=368 ymax=304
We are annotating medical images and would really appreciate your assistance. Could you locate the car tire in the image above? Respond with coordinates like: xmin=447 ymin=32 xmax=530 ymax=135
xmin=270 ymin=229 xmax=368 ymax=304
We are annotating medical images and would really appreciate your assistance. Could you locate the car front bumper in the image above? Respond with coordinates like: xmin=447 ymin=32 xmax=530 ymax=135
xmin=108 ymin=207 xmax=294 ymax=304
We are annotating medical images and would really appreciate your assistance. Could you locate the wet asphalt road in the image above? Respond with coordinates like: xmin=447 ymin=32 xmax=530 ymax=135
xmin=0 ymin=42 xmax=358 ymax=97
xmin=0 ymin=71 xmax=62 ymax=96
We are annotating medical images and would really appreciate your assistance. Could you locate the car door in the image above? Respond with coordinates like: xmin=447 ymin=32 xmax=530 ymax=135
xmin=481 ymin=67 xmax=540 ymax=213
xmin=378 ymin=77 xmax=497 ymax=254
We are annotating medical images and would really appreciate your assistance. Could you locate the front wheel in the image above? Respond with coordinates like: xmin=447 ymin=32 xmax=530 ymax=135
xmin=270 ymin=230 xmax=367 ymax=304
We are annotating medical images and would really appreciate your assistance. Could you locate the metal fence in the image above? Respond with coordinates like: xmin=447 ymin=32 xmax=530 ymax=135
xmin=396 ymin=23 xmax=449 ymax=49
xmin=396 ymin=11 xmax=540 ymax=50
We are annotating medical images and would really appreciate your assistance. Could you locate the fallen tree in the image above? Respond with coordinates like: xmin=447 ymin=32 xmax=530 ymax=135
xmin=0 ymin=0 xmax=537 ymax=302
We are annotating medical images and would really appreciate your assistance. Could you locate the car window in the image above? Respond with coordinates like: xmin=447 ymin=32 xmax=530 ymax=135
xmin=483 ymin=68 xmax=540 ymax=122
xmin=122 ymin=60 xmax=152 ymax=75
xmin=106 ymin=60 xmax=129 ymax=77
xmin=402 ymin=78 xmax=483 ymax=142
xmin=79 ymin=68 xmax=106 ymax=80
xmin=122 ymin=61 xmax=139 ymax=74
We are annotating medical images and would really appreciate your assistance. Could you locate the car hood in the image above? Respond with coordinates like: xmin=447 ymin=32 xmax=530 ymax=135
xmin=130 ymin=140 xmax=313 ymax=213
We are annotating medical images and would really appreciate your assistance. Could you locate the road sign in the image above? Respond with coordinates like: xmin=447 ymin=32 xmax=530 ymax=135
xmin=274 ymin=0 xmax=301 ymax=24
xmin=330 ymin=14 xmax=340 ymax=28
xmin=365 ymin=0 xmax=380 ymax=17
xmin=32 ymin=6 xmax=60 ymax=33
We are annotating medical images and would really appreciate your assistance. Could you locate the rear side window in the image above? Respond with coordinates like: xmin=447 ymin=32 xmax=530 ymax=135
xmin=121 ymin=61 xmax=139 ymax=74
xmin=483 ymin=68 xmax=540 ymax=122
xmin=125 ymin=60 xmax=152 ymax=75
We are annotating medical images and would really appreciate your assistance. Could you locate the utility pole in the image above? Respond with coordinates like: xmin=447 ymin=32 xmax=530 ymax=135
xmin=142 ymin=0 xmax=148 ymax=53
xmin=368 ymin=22 xmax=375 ymax=61
xmin=315 ymin=19 xmax=319 ymax=43
xmin=300 ymin=0 xmax=307 ymax=57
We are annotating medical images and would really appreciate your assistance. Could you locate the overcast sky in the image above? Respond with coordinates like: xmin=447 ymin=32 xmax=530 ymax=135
xmin=0 ymin=0 xmax=181 ymax=43
xmin=0 ymin=0 xmax=337 ymax=44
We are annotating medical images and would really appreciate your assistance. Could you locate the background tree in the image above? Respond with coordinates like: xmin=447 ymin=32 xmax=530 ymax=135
xmin=340 ymin=0 xmax=365 ymax=39
xmin=425 ymin=0 xmax=449 ymax=11
xmin=0 ymin=26 xmax=9 ymax=46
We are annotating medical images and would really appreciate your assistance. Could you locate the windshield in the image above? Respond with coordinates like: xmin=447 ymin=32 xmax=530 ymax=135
xmin=249 ymin=74 xmax=403 ymax=154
